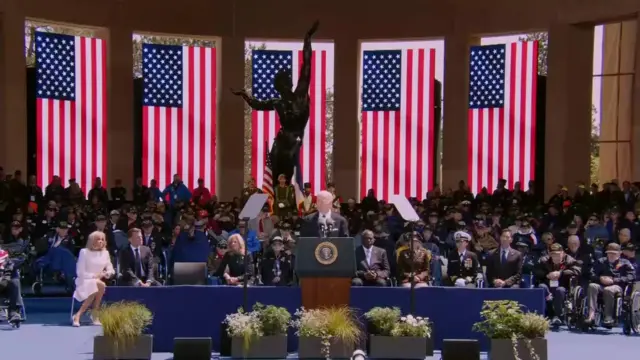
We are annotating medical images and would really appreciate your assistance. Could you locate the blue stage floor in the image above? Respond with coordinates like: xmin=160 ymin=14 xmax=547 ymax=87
xmin=0 ymin=298 xmax=636 ymax=359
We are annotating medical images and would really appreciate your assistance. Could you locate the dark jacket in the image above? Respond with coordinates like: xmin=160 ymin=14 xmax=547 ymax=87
xmin=118 ymin=245 xmax=157 ymax=286
xmin=355 ymin=245 xmax=391 ymax=280
xmin=533 ymin=254 xmax=581 ymax=288
xmin=259 ymin=250 xmax=294 ymax=286
xmin=213 ymin=252 xmax=254 ymax=282
xmin=485 ymin=247 xmax=524 ymax=287
xmin=590 ymin=257 xmax=636 ymax=286
xmin=446 ymin=250 xmax=482 ymax=282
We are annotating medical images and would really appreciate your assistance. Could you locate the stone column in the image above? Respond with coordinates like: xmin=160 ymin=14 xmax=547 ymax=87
xmin=0 ymin=1 xmax=27 ymax=175
xmin=441 ymin=32 xmax=479 ymax=190
xmin=598 ymin=20 xmax=636 ymax=184
xmin=631 ymin=17 xmax=640 ymax=181
xmin=99 ymin=21 xmax=134 ymax=194
xmin=545 ymin=23 xmax=594 ymax=199
xmin=217 ymin=36 xmax=245 ymax=201
xmin=332 ymin=36 xmax=359 ymax=199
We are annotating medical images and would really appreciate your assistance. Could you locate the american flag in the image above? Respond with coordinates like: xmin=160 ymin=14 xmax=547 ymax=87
xmin=141 ymin=43 xmax=217 ymax=192
xmin=468 ymin=42 xmax=538 ymax=193
xmin=35 ymin=32 xmax=106 ymax=194
xmin=262 ymin=144 xmax=274 ymax=198
xmin=360 ymin=49 xmax=436 ymax=201
xmin=251 ymin=49 xmax=327 ymax=194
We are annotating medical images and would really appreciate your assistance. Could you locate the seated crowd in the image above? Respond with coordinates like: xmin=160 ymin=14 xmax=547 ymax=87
xmin=0 ymin=166 xmax=639 ymax=327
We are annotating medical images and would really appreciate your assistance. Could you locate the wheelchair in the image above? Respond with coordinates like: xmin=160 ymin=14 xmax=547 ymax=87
xmin=0 ymin=270 xmax=27 ymax=328
xmin=577 ymin=283 xmax=640 ymax=334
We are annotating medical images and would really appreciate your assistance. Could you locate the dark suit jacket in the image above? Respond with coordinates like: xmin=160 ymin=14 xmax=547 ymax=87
xmin=355 ymin=245 xmax=390 ymax=280
xmin=485 ymin=247 xmax=523 ymax=287
xmin=118 ymin=245 xmax=156 ymax=286
xmin=300 ymin=212 xmax=349 ymax=238
xmin=446 ymin=250 xmax=482 ymax=282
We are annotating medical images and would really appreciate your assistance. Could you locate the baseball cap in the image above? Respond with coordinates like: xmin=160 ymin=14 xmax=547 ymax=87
xmin=110 ymin=210 xmax=120 ymax=216
xmin=57 ymin=221 xmax=69 ymax=229
xmin=549 ymin=243 xmax=563 ymax=253
xmin=622 ymin=243 xmax=636 ymax=252
xmin=95 ymin=214 xmax=107 ymax=222
xmin=605 ymin=243 xmax=621 ymax=253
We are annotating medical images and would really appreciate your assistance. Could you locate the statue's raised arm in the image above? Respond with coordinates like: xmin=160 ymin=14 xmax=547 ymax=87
xmin=230 ymin=88 xmax=276 ymax=111
xmin=294 ymin=21 xmax=319 ymax=97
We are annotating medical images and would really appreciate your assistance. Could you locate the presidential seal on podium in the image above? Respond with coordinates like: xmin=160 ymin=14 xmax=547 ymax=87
xmin=314 ymin=241 xmax=338 ymax=265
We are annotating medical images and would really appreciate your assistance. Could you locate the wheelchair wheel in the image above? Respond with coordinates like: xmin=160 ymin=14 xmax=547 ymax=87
xmin=629 ymin=291 xmax=640 ymax=334
xmin=31 ymin=282 xmax=42 ymax=296
xmin=566 ymin=286 xmax=584 ymax=330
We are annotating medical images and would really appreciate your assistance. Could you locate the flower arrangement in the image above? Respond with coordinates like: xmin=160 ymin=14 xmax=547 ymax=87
xmin=473 ymin=300 xmax=549 ymax=360
xmin=291 ymin=306 xmax=362 ymax=359
xmin=224 ymin=303 xmax=291 ymax=353
xmin=365 ymin=307 xmax=432 ymax=338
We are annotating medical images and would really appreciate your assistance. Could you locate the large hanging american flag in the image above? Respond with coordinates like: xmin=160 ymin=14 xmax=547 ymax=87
xmin=142 ymin=43 xmax=217 ymax=192
xmin=250 ymin=49 xmax=327 ymax=194
xmin=360 ymin=49 xmax=436 ymax=201
xmin=35 ymin=32 xmax=106 ymax=194
xmin=468 ymin=42 xmax=538 ymax=194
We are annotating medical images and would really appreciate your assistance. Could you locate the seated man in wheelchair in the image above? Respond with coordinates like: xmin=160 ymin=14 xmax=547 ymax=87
xmin=445 ymin=231 xmax=483 ymax=287
xmin=0 ymin=249 xmax=22 ymax=322
xmin=585 ymin=243 xmax=636 ymax=327
xmin=534 ymin=243 xmax=581 ymax=326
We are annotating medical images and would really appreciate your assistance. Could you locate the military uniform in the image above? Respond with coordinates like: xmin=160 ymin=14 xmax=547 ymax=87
xmin=397 ymin=243 xmax=431 ymax=287
xmin=274 ymin=184 xmax=295 ymax=217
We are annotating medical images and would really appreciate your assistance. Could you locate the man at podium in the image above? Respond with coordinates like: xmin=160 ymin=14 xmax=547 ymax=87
xmin=300 ymin=190 xmax=349 ymax=238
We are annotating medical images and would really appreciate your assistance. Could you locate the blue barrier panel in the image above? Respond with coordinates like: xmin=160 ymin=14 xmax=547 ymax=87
xmin=350 ymin=286 xmax=546 ymax=351
xmin=104 ymin=285 xmax=545 ymax=353
xmin=103 ymin=286 xmax=301 ymax=353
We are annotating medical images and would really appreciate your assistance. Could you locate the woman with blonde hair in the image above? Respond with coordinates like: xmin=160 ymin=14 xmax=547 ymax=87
xmin=72 ymin=231 xmax=115 ymax=327
xmin=213 ymin=234 xmax=253 ymax=285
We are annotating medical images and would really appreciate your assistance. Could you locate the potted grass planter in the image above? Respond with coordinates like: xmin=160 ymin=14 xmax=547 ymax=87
xmin=473 ymin=300 xmax=549 ymax=360
xmin=93 ymin=301 xmax=154 ymax=360
xmin=225 ymin=303 xmax=290 ymax=359
xmin=292 ymin=307 xmax=362 ymax=359
xmin=365 ymin=307 xmax=433 ymax=359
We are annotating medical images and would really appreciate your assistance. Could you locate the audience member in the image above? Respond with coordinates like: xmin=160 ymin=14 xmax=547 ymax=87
xmin=486 ymin=229 xmax=524 ymax=288
xmin=352 ymin=230 xmax=390 ymax=287
xmin=585 ymin=243 xmax=636 ymax=327
xmin=446 ymin=231 xmax=482 ymax=287
xmin=535 ymin=243 xmax=581 ymax=325
xmin=213 ymin=234 xmax=254 ymax=286
xmin=396 ymin=233 xmax=431 ymax=288
xmin=0 ymin=249 xmax=22 ymax=322
xmin=118 ymin=228 xmax=156 ymax=287
xmin=72 ymin=231 xmax=114 ymax=327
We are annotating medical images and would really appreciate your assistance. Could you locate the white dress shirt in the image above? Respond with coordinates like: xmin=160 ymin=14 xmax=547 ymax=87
xmin=364 ymin=246 xmax=373 ymax=266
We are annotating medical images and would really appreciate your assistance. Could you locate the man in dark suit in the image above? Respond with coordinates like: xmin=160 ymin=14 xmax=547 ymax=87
xmin=486 ymin=229 xmax=523 ymax=288
xmin=446 ymin=231 xmax=483 ymax=287
xmin=352 ymin=230 xmax=390 ymax=286
xmin=300 ymin=190 xmax=349 ymax=237
xmin=118 ymin=228 xmax=157 ymax=287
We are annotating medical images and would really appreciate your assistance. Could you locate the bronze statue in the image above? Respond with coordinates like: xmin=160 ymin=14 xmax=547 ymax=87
xmin=231 ymin=21 xmax=319 ymax=184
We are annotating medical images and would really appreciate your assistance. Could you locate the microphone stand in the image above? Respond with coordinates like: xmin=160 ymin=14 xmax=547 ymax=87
xmin=408 ymin=221 xmax=417 ymax=314
xmin=241 ymin=216 xmax=250 ymax=312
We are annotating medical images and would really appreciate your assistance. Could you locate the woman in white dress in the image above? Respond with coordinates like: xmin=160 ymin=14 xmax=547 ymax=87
xmin=72 ymin=231 xmax=115 ymax=327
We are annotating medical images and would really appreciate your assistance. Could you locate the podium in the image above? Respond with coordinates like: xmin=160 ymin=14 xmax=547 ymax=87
xmin=295 ymin=237 xmax=356 ymax=309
